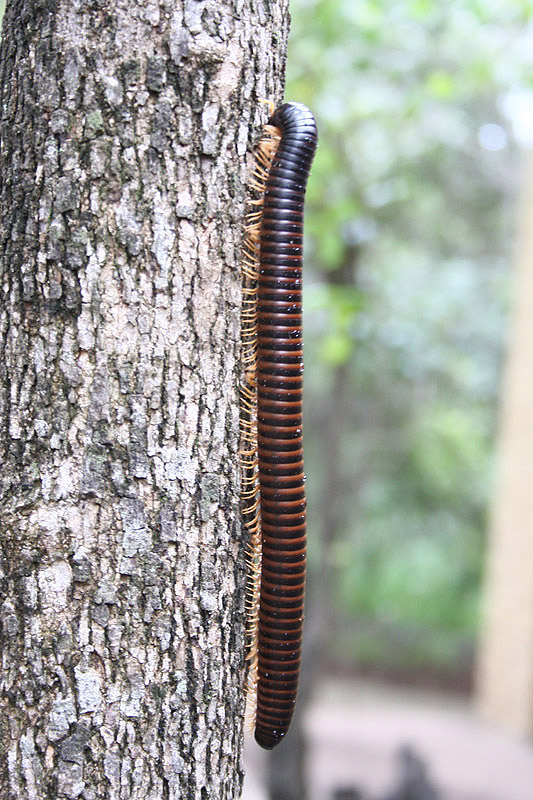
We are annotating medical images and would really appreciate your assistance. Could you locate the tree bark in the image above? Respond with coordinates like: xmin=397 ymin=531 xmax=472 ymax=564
xmin=0 ymin=1 xmax=289 ymax=798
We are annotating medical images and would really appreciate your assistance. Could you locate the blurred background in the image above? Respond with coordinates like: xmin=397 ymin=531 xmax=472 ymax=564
xmin=245 ymin=1 xmax=533 ymax=799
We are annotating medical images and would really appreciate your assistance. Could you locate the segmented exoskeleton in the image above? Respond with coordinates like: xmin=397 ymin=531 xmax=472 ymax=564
xmin=241 ymin=102 xmax=318 ymax=749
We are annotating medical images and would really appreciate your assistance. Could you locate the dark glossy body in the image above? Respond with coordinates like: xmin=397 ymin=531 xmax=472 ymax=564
xmin=255 ymin=103 xmax=318 ymax=749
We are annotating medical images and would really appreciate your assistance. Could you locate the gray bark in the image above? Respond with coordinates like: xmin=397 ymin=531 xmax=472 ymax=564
xmin=0 ymin=1 xmax=289 ymax=798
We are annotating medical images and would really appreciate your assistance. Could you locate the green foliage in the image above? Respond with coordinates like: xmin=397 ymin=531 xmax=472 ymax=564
xmin=288 ymin=0 xmax=531 ymax=675
xmin=305 ymin=284 xmax=363 ymax=365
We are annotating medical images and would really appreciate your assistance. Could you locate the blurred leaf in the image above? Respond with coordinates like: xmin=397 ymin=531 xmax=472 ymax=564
xmin=426 ymin=70 xmax=455 ymax=99
xmin=319 ymin=332 xmax=353 ymax=366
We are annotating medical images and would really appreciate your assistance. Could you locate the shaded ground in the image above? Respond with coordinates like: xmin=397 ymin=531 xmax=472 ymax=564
xmin=243 ymin=679 xmax=533 ymax=800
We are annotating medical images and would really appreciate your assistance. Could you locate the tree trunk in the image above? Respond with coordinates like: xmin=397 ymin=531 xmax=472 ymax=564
xmin=0 ymin=1 xmax=289 ymax=798
xmin=476 ymin=150 xmax=533 ymax=739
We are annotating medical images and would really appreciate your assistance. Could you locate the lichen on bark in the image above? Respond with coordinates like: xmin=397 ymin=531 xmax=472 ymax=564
xmin=0 ymin=0 xmax=289 ymax=797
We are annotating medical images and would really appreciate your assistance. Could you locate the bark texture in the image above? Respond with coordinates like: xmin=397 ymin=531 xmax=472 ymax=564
xmin=0 ymin=1 xmax=289 ymax=797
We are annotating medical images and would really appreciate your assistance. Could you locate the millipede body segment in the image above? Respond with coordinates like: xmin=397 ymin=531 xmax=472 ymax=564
xmin=242 ymin=102 xmax=318 ymax=750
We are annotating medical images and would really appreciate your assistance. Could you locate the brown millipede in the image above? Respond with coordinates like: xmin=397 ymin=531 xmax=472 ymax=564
xmin=241 ymin=102 xmax=318 ymax=749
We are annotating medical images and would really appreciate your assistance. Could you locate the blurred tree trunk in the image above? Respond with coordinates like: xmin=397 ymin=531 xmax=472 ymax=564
xmin=0 ymin=1 xmax=289 ymax=798
xmin=476 ymin=150 xmax=533 ymax=738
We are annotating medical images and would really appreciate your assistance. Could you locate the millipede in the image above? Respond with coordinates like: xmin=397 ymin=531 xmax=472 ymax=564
xmin=241 ymin=101 xmax=318 ymax=749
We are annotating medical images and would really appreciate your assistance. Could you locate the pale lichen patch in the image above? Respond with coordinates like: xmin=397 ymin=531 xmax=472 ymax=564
xmin=74 ymin=664 xmax=103 ymax=713
xmin=38 ymin=561 xmax=73 ymax=611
